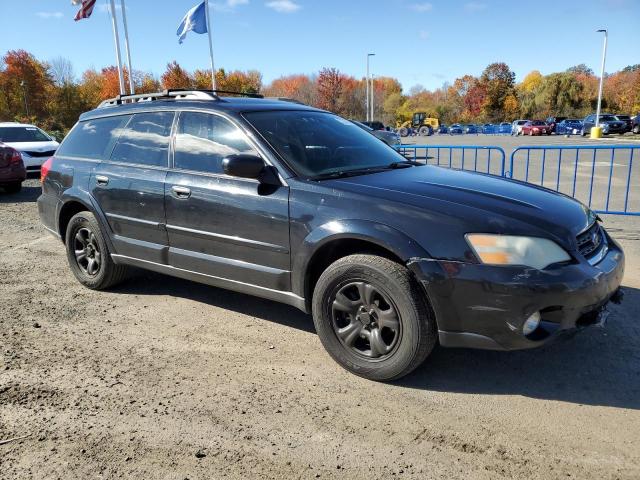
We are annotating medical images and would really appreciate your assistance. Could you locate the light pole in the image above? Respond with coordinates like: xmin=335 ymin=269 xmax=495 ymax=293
xmin=371 ymin=74 xmax=375 ymax=123
xmin=366 ymin=53 xmax=375 ymax=121
xmin=595 ymin=29 xmax=608 ymax=129
xmin=19 ymin=80 xmax=29 ymax=117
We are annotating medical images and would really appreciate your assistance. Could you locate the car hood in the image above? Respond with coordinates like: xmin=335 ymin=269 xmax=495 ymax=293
xmin=331 ymin=165 xmax=593 ymax=243
xmin=3 ymin=140 xmax=59 ymax=155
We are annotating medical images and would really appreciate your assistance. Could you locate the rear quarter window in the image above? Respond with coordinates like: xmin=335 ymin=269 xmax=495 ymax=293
xmin=56 ymin=115 xmax=131 ymax=160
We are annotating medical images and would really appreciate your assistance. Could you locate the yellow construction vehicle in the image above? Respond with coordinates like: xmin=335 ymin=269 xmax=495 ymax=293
xmin=396 ymin=112 xmax=439 ymax=137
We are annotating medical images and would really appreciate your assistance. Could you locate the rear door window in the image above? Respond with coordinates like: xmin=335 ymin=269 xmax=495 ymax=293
xmin=56 ymin=115 xmax=130 ymax=160
xmin=109 ymin=112 xmax=175 ymax=167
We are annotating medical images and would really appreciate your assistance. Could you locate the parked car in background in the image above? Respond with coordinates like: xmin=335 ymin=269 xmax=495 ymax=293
xmin=521 ymin=120 xmax=551 ymax=136
xmin=38 ymin=89 xmax=625 ymax=381
xmin=555 ymin=119 xmax=583 ymax=135
xmin=436 ymin=124 xmax=449 ymax=134
xmin=0 ymin=122 xmax=60 ymax=173
xmin=498 ymin=122 xmax=512 ymax=134
xmin=0 ymin=142 xmax=27 ymax=193
xmin=449 ymin=124 xmax=464 ymax=135
xmin=465 ymin=124 xmax=478 ymax=134
xmin=361 ymin=121 xmax=386 ymax=131
xmin=351 ymin=120 xmax=401 ymax=146
xmin=482 ymin=123 xmax=494 ymax=134
xmin=632 ymin=114 xmax=640 ymax=134
xmin=545 ymin=116 xmax=567 ymax=134
xmin=511 ymin=119 xmax=529 ymax=135
xmin=614 ymin=115 xmax=632 ymax=133
xmin=581 ymin=114 xmax=627 ymax=136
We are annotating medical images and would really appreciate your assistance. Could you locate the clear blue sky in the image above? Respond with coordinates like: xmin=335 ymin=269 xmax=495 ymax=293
xmin=1 ymin=0 xmax=638 ymax=92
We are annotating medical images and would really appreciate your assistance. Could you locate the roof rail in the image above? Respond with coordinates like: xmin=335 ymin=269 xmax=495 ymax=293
xmin=97 ymin=89 xmax=264 ymax=108
xmin=267 ymin=97 xmax=306 ymax=105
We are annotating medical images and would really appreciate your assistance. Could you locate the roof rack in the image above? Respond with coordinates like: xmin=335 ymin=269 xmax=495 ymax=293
xmin=97 ymin=89 xmax=264 ymax=108
xmin=267 ymin=97 xmax=306 ymax=105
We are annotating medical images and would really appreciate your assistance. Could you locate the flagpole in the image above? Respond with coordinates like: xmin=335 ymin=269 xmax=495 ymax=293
xmin=108 ymin=0 xmax=126 ymax=96
xmin=120 ymin=0 xmax=135 ymax=94
xmin=204 ymin=0 xmax=216 ymax=90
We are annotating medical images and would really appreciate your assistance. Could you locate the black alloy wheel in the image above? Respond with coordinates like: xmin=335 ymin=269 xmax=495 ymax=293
xmin=331 ymin=281 xmax=401 ymax=360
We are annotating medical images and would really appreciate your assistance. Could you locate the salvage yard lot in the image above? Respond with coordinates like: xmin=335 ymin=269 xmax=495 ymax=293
xmin=2 ymin=157 xmax=640 ymax=478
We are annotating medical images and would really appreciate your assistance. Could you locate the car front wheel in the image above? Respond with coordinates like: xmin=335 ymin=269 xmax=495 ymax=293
xmin=312 ymin=254 xmax=437 ymax=381
xmin=65 ymin=211 xmax=129 ymax=290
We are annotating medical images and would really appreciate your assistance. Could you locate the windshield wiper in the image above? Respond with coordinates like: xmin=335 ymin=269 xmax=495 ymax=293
xmin=388 ymin=160 xmax=422 ymax=168
xmin=311 ymin=166 xmax=390 ymax=181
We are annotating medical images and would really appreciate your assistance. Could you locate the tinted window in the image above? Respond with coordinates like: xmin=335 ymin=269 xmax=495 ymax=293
xmin=174 ymin=112 xmax=257 ymax=174
xmin=0 ymin=126 xmax=51 ymax=143
xmin=56 ymin=116 xmax=130 ymax=160
xmin=109 ymin=112 xmax=174 ymax=167
xmin=599 ymin=115 xmax=616 ymax=122
xmin=245 ymin=110 xmax=405 ymax=178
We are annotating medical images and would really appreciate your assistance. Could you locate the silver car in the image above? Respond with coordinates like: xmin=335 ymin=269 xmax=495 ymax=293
xmin=350 ymin=120 xmax=401 ymax=146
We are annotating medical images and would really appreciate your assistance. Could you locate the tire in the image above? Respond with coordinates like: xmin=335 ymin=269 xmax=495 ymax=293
xmin=312 ymin=254 xmax=437 ymax=381
xmin=633 ymin=125 xmax=639 ymax=134
xmin=418 ymin=126 xmax=430 ymax=136
xmin=65 ymin=211 xmax=129 ymax=290
xmin=398 ymin=127 xmax=409 ymax=137
xmin=581 ymin=129 xmax=587 ymax=137
xmin=2 ymin=182 xmax=22 ymax=194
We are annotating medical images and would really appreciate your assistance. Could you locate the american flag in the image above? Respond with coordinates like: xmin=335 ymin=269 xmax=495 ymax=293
xmin=73 ymin=0 xmax=96 ymax=21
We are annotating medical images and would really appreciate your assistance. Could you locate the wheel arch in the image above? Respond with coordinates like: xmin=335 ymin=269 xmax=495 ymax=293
xmin=293 ymin=220 xmax=430 ymax=312
xmin=57 ymin=190 xmax=113 ymax=251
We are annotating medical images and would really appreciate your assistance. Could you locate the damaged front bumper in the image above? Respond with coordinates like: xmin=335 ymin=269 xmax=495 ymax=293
xmin=407 ymin=238 xmax=625 ymax=351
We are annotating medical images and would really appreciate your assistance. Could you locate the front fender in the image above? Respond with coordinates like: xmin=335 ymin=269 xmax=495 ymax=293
xmin=291 ymin=219 xmax=431 ymax=298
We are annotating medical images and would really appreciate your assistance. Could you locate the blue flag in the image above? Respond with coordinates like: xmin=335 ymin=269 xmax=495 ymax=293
xmin=177 ymin=1 xmax=207 ymax=44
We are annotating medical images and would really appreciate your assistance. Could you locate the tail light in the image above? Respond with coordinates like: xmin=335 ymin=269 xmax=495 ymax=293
xmin=9 ymin=149 xmax=22 ymax=165
xmin=41 ymin=157 xmax=54 ymax=183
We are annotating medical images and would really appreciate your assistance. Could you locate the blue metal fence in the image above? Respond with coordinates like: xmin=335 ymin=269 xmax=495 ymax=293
xmin=508 ymin=145 xmax=640 ymax=216
xmin=396 ymin=145 xmax=506 ymax=176
xmin=394 ymin=143 xmax=638 ymax=216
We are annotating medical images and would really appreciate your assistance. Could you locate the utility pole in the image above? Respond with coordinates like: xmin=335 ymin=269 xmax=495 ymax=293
xmin=20 ymin=81 xmax=29 ymax=117
xmin=366 ymin=53 xmax=375 ymax=121
xmin=595 ymin=29 xmax=608 ymax=128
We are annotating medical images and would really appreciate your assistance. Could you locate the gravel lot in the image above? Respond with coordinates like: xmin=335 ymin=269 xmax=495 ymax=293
xmin=1 ymin=175 xmax=640 ymax=479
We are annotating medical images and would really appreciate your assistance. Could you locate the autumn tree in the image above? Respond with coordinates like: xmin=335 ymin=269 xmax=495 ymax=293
xmin=0 ymin=50 xmax=53 ymax=123
xmin=161 ymin=61 xmax=192 ymax=90
xmin=316 ymin=67 xmax=344 ymax=112
xmin=480 ymin=62 xmax=515 ymax=122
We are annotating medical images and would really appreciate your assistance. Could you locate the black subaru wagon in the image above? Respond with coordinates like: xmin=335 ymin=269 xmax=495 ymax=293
xmin=38 ymin=90 xmax=625 ymax=381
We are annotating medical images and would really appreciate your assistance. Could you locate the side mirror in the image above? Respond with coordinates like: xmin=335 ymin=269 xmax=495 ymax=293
xmin=222 ymin=154 xmax=265 ymax=179
xmin=222 ymin=154 xmax=280 ymax=185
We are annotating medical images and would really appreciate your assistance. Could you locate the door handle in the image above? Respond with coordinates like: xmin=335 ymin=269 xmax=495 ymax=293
xmin=171 ymin=186 xmax=191 ymax=199
xmin=95 ymin=175 xmax=109 ymax=186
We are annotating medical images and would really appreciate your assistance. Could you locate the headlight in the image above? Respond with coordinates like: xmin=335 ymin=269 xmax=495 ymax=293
xmin=465 ymin=234 xmax=571 ymax=270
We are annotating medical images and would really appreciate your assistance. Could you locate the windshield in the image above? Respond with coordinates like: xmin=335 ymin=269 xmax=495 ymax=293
xmin=532 ymin=121 xmax=546 ymax=126
xmin=0 ymin=126 xmax=51 ymax=142
xmin=600 ymin=115 xmax=617 ymax=122
xmin=244 ymin=110 xmax=406 ymax=178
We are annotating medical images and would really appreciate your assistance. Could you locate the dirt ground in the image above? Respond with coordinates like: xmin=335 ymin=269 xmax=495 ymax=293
xmin=1 ymin=179 xmax=640 ymax=480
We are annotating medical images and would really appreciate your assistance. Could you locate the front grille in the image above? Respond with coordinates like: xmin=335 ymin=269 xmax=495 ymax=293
xmin=23 ymin=150 xmax=55 ymax=158
xmin=576 ymin=223 xmax=605 ymax=259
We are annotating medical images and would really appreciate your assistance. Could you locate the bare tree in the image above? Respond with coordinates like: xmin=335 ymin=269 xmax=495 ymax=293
xmin=50 ymin=57 xmax=74 ymax=86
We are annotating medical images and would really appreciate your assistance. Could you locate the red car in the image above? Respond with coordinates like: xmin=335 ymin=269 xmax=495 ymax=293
xmin=0 ymin=142 xmax=26 ymax=193
xmin=521 ymin=120 xmax=551 ymax=136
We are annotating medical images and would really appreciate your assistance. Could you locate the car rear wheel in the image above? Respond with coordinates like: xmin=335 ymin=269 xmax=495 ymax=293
xmin=633 ymin=125 xmax=639 ymax=134
xmin=2 ymin=182 xmax=22 ymax=194
xmin=312 ymin=254 xmax=437 ymax=381
xmin=65 ymin=211 xmax=129 ymax=290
